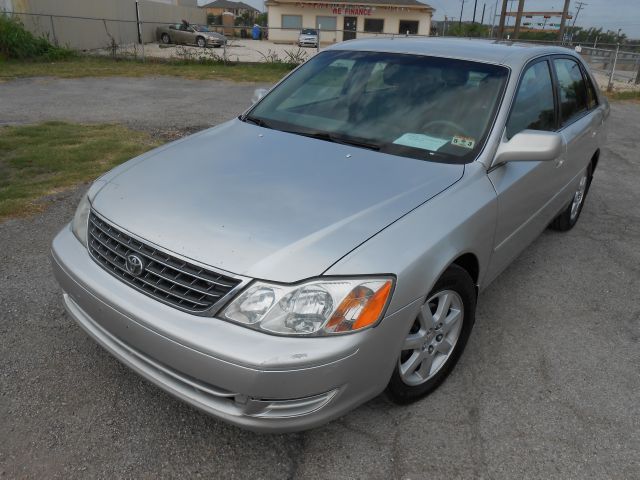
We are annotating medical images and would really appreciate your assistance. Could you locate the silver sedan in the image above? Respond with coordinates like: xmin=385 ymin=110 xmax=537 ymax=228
xmin=51 ymin=38 xmax=608 ymax=432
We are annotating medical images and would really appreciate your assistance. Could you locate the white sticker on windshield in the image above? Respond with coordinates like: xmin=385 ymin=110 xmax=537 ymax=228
xmin=393 ymin=133 xmax=449 ymax=152
xmin=452 ymin=135 xmax=476 ymax=149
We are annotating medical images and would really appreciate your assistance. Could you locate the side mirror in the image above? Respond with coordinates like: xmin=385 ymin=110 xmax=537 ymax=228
xmin=251 ymin=88 xmax=269 ymax=104
xmin=493 ymin=130 xmax=564 ymax=166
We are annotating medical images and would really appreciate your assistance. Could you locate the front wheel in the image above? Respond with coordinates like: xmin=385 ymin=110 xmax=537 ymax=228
xmin=196 ymin=36 xmax=206 ymax=48
xmin=386 ymin=265 xmax=476 ymax=404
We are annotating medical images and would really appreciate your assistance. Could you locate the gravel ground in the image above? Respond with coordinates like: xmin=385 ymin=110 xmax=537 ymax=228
xmin=0 ymin=76 xmax=268 ymax=134
xmin=97 ymin=40 xmax=319 ymax=64
xmin=0 ymin=77 xmax=639 ymax=479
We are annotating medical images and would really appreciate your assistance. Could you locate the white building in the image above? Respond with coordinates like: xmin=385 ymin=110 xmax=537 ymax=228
xmin=266 ymin=0 xmax=434 ymax=44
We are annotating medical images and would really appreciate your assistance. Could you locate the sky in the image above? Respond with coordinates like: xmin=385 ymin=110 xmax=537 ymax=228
xmin=198 ymin=0 xmax=640 ymax=38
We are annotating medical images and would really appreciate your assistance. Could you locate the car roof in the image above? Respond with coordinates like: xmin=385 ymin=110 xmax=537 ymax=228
xmin=326 ymin=37 xmax=575 ymax=69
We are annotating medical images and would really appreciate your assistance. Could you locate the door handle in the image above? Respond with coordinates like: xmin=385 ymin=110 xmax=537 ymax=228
xmin=555 ymin=158 xmax=565 ymax=168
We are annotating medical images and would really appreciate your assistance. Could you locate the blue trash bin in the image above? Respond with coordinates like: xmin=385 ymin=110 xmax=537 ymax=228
xmin=252 ymin=25 xmax=261 ymax=40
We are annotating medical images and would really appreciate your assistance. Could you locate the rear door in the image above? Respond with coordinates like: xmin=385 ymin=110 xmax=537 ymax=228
xmin=486 ymin=57 xmax=565 ymax=281
xmin=551 ymin=56 xmax=601 ymax=184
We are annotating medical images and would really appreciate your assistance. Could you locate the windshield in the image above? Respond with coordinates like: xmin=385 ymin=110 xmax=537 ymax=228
xmin=301 ymin=29 xmax=318 ymax=35
xmin=246 ymin=50 xmax=509 ymax=163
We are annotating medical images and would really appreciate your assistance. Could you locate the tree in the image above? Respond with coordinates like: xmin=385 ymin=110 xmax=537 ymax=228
xmin=447 ymin=23 xmax=491 ymax=38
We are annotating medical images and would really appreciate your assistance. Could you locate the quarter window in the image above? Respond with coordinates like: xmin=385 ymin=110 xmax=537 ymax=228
xmin=364 ymin=18 xmax=384 ymax=33
xmin=553 ymin=58 xmax=589 ymax=124
xmin=506 ymin=60 xmax=556 ymax=139
xmin=282 ymin=15 xmax=302 ymax=30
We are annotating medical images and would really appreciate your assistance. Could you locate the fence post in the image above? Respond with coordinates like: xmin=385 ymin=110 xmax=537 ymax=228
xmin=317 ymin=24 xmax=321 ymax=53
xmin=635 ymin=55 xmax=640 ymax=85
xmin=607 ymin=43 xmax=620 ymax=92
xmin=49 ymin=15 xmax=59 ymax=46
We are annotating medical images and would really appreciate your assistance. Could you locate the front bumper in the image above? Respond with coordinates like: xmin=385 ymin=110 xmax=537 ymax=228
xmin=51 ymin=225 xmax=420 ymax=432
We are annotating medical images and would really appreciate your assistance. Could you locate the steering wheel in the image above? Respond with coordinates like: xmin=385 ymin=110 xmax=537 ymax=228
xmin=422 ymin=120 xmax=471 ymax=139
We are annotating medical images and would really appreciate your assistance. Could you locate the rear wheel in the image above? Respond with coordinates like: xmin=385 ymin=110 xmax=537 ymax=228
xmin=161 ymin=33 xmax=170 ymax=44
xmin=386 ymin=265 xmax=476 ymax=404
xmin=549 ymin=164 xmax=592 ymax=232
xmin=196 ymin=36 xmax=206 ymax=48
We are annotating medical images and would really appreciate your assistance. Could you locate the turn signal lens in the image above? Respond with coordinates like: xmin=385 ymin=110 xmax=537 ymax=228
xmin=324 ymin=280 xmax=393 ymax=333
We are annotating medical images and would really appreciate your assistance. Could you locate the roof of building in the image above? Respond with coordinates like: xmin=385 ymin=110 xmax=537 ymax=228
xmin=327 ymin=37 xmax=575 ymax=68
xmin=201 ymin=0 xmax=260 ymax=12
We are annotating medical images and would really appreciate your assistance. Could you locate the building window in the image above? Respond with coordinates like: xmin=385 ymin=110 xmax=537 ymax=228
xmin=399 ymin=20 xmax=419 ymax=35
xmin=316 ymin=16 xmax=337 ymax=31
xmin=364 ymin=18 xmax=384 ymax=33
xmin=282 ymin=15 xmax=302 ymax=29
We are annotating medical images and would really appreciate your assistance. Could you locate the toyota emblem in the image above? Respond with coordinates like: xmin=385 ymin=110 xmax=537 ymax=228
xmin=125 ymin=254 xmax=145 ymax=277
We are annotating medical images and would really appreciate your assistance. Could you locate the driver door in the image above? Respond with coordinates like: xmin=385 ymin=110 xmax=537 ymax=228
xmin=486 ymin=57 xmax=566 ymax=282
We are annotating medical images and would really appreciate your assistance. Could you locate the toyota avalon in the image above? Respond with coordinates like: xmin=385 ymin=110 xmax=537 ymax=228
xmin=51 ymin=38 xmax=608 ymax=432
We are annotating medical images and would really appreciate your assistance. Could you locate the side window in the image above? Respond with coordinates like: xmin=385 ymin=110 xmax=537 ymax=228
xmin=553 ymin=58 xmax=589 ymax=124
xmin=282 ymin=15 xmax=302 ymax=30
xmin=506 ymin=60 xmax=556 ymax=139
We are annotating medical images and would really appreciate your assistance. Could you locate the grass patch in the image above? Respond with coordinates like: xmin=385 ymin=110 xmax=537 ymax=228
xmin=0 ymin=122 xmax=161 ymax=220
xmin=0 ymin=56 xmax=295 ymax=83
xmin=606 ymin=89 xmax=640 ymax=102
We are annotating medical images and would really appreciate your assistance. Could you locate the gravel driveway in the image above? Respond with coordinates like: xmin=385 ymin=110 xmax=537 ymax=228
xmin=1 ymin=77 xmax=639 ymax=479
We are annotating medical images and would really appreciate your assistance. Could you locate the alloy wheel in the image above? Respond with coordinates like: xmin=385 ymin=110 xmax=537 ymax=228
xmin=398 ymin=290 xmax=464 ymax=386
xmin=570 ymin=173 xmax=588 ymax=221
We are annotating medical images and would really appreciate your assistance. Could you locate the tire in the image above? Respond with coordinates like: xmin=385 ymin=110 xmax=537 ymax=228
xmin=161 ymin=33 xmax=170 ymax=44
xmin=549 ymin=163 xmax=593 ymax=232
xmin=386 ymin=265 xmax=476 ymax=404
xmin=196 ymin=36 xmax=206 ymax=48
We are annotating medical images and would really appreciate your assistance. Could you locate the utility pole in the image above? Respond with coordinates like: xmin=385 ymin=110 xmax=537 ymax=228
xmin=557 ymin=0 xmax=571 ymax=43
xmin=459 ymin=0 xmax=465 ymax=28
xmin=570 ymin=1 xmax=587 ymax=42
xmin=497 ymin=0 xmax=508 ymax=39
xmin=473 ymin=0 xmax=478 ymax=23
xmin=512 ymin=0 xmax=525 ymax=39
xmin=481 ymin=3 xmax=486 ymax=24
xmin=490 ymin=0 xmax=499 ymax=36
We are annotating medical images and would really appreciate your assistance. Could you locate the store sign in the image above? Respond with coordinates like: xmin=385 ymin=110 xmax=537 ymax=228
xmin=296 ymin=3 xmax=375 ymax=15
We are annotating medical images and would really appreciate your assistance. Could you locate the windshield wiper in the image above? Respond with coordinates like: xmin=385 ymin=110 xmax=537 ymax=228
xmin=242 ymin=115 xmax=272 ymax=128
xmin=285 ymin=130 xmax=381 ymax=151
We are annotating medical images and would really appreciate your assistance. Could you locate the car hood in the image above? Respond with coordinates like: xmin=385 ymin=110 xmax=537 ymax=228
xmin=92 ymin=119 xmax=463 ymax=282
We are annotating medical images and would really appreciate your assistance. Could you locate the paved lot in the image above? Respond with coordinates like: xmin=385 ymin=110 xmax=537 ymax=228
xmin=1 ymin=77 xmax=639 ymax=479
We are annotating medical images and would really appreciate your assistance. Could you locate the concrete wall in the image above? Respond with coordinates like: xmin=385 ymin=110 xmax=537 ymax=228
xmin=6 ymin=0 xmax=205 ymax=50
xmin=267 ymin=3 xmax=431 ymax=44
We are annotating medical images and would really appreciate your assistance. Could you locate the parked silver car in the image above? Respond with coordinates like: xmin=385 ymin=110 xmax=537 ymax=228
xmin=298 ymin=28 xmax=319 ymax=47
xmin=51 ymin=38 xmax=608 ymax=432
xmin=157 ymin=23 xmax=226 ymax=48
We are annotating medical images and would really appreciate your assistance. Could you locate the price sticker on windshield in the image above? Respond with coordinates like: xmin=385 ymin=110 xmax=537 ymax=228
xmin=452 ymin=135 xmax=476 ymax=149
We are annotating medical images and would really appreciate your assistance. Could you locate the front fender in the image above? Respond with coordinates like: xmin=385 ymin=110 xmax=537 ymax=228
xmin=324 ymin=162 xmax=498 ymax=315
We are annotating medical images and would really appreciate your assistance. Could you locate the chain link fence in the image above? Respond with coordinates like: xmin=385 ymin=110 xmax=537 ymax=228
xmin=4 ymin=9 xmax=640 ymax=89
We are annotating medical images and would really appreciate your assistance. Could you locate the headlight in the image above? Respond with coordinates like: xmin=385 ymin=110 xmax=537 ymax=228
xmin=222 ymin=277 xmax=394 ymax=336
xmin=71 ymin=193 xmax=91 ymax=246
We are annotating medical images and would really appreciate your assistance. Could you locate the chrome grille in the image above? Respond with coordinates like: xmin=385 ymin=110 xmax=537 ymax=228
xmin=87 ymin=212 xmax=241 ymax=314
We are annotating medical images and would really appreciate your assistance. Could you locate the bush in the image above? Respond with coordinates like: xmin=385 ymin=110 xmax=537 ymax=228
xmin=0 ymin=14 xmax=74 ymax=60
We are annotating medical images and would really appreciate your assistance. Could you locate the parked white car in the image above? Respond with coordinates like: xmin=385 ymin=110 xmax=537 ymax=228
xmin=298 ymin=28 xmax=319 ymax=47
